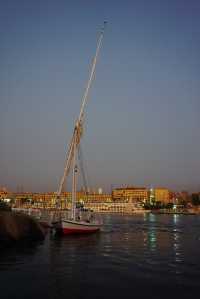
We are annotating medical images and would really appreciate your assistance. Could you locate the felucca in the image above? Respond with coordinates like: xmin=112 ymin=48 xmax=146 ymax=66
xmin=52 ymin=22 xmax=106 ymax=234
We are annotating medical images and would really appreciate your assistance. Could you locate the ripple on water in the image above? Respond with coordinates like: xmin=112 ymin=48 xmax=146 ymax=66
xmin=1 ymin=214 xmax=200 ymax=298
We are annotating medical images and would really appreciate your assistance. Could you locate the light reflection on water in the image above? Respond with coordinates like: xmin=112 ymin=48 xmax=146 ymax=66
xmin=1 ymin=214 xmax=200 ymax=299
xmin=172 ymin=215 xmax=182 ymax=265
xmin=146 ymin=213 xmax=157 ymax=252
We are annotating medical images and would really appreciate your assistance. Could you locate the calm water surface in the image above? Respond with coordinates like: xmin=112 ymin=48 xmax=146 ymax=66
xmin=1 ymin=214 xmax=200 ymax=299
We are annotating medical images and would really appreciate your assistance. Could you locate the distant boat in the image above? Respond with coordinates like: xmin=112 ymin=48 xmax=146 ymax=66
xmin=52 ymin=23 xmax=106 ymax=235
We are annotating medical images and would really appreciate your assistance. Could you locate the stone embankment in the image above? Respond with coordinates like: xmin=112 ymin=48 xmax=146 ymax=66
xmin=0 ymin=211 xmax=45 ymax=246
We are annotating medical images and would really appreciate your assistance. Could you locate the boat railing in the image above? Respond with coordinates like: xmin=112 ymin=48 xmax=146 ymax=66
xmin=74 ymin=209 xmax=102 ymax=225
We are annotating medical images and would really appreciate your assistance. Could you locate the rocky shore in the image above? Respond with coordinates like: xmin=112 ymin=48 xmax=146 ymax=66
xmin=0 ymin=211 xmax=45 ymax=247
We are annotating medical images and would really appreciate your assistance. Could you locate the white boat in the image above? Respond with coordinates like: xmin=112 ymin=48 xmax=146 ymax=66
xmin=53 ymin=215 xmax=102 ymax=234
xmin=52 ymin=23 xmax=106 ymax=235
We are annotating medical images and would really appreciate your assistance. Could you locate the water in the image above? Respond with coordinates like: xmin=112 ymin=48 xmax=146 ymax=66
xmin=1 ymin=214 xmax=200 ymax=299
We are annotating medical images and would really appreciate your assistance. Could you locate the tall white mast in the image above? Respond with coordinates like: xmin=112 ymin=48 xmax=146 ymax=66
xmin=71 ymin=140 xmax=77 ymax=220
xmin=56 ymin=22 xmax=107 ymax=201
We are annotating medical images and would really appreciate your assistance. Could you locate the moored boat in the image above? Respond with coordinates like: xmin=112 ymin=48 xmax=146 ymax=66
xmin=52 ymin=23 xmax=106 ymax=235
xmin=53 ymin=219 xmax=101 ymax=234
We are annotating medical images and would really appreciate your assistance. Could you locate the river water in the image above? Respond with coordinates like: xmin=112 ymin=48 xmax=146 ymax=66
xmin=0 ymin=213 xmax=200 ymax=299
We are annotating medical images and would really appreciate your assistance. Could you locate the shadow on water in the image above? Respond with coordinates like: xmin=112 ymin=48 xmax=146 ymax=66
xmin=0 ymin=237 xmax=44 ymax=254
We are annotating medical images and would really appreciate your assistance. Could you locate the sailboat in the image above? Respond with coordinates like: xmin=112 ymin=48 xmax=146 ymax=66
xmin=52 ymin=23 xmax=106 ymax=234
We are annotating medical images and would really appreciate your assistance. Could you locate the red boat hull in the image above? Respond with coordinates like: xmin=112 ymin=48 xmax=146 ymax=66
xmin=62 ymin=227 xmax=100 ymax=234
xmin=53 ymin=219 xmax=101 ymax=235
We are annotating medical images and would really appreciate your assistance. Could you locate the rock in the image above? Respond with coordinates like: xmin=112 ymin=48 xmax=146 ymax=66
xmin=0 ymin=211 xmax=45 ymax=246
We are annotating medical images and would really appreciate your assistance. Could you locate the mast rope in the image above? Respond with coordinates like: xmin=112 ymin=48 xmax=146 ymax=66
xmin=78 ymin=143 xmax=89 ymax=195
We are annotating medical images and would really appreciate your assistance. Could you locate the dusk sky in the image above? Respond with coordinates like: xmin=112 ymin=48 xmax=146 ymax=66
xmin=0 ymin=0 xmax=200 ymax=193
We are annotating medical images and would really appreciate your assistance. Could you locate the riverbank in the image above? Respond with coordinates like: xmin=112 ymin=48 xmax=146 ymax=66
xmin=151 ymin=208 xmax=200 ymax=215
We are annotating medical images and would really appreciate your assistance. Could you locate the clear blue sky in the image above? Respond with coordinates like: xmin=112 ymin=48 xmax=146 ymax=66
xmin=0 ymin=0 xmax=200 ymax=193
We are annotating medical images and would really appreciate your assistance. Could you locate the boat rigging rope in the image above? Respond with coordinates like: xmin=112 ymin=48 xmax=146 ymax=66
xmin=78 ymin=143 xmax=89 ymax=195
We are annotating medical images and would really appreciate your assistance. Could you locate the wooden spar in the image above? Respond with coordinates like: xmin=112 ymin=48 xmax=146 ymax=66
xmin=56 ymin=22 xmax=107 ymax=200
xmin=78 ymin=21 xmax=107 ymax=123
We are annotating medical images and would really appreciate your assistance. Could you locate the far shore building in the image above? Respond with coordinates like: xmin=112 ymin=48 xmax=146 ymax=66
xmin=154 ymin=188 xmax=171 ymax=204
xmin=112 ymin=187 xmax=148 ymax=204
xmin=0 ymin=187 xmax=9 ymax=199
xmin=0 ymin=190 xmax=8 ymax=200
xmin=11 ymin=191 xmax=112 ymax=208
xmin=0 ymin=187 xmax=14 ymax=202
